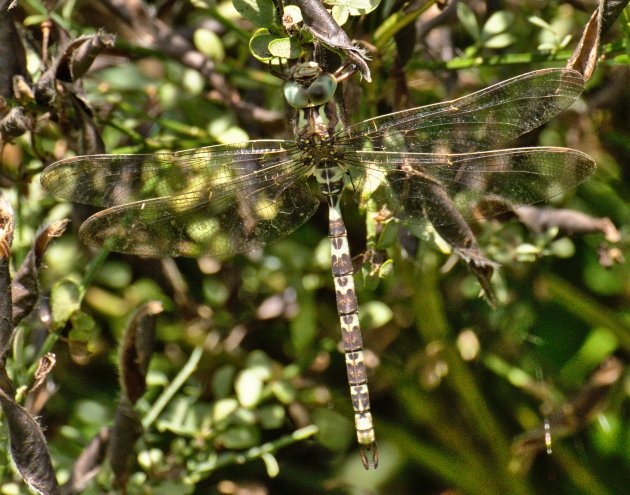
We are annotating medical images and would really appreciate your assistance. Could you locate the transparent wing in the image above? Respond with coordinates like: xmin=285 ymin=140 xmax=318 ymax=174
xmin=346 ymin=147 xmax=595 ymax=225
xmin=42 ymin=141 xmax=320 ymax=257
xmin=42 ymin=141 xmax=297 ymax=206
xmin=338 ymin=69 xmax=584 ymax=153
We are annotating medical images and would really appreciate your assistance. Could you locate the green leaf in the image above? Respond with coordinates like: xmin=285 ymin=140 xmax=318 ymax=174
xmin=211 ymin=364 xmax=236 ymax=399
xmin=290 ymin=288 xmax=317 ymax=355
xmin=537 ymin=41 xmax=557 ymax=53
xmin=211 ymin=398 xmax=239 ymax=423
xmin=268 ymin=37 xmax=301 ymax=59
xmin=378 ymin=259 xmax=394 ymax=279
xmin=550 ymin=238 xmax=575 ymax=258
xmin=559 ymin=34 xmax=573 ymax=48
xmin=190 ymin=0 xmax=213 ymax=8
xmin=482 ymin=11 xmax=514 ymax=38
xmin=326 ymin=0 xmax=381 ymax=16
xmin=457 ymin=2 xmax=480 ymax=41
xmin=560 ymin=328 xmax=619 ymax=384
xmin=528 ymin=15 xmax=553 ymax=31
xmin=359 ymin=301 xmax=393 ymax=329
xmin=245 ymin=350 xmax=273 ymax=380
xmin=67 ymin=310 xmax=99 ymax=359
xmin=232 ymin=0 xmax=276 ymax=27
xmin=270 ymin=380 xmax=296 ymax=403
xmin=311 ymin=408 xmax=353 ymax=451
xmin=68 ymin=311 xmax=96 ymax=342
xmin=156 ymin=397 xmax=199 ymax=436
xmin=215 ymin=425 xmax=260 ymax=449
xmin=50 ymin=279 xmax=81 ymax=329
xmin=376 ymin=220 xmax=400 ymax=249
xmin=261 ymin=453 xmax=280 ymax=478
xmin=93 ymin=260 xmax=132 ymax=289
xmin=331 ymin=6 xmax=349 ymax=26
xmin=235 ymin=369 xmax=263 ymax=408
xmin=216 ymin=126 xmax=249 ymax=144
xmin=193 ymin=28 xmax=225 ymax=61
xmin=483 ymin=32 xmax=517 ymax=49
xmin=258 ymin=404 xmax=285 ymax=429
xmin=182 ymin=68 xmax=205 ymax=95
xmin=249 ymin=28 xmax=277 ymax=61
xmin=137 ymin=448 xmax=165 ymax=470
xmin=202 ymin=278 xmax=230 ymax=306
xmin=361 ymin=262 xmax=379 ymax=291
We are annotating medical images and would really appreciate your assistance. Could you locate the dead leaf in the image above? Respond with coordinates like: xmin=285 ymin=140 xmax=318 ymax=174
xmin=119 ymin=301 xmax=162 ymax=403
xmin=63 ymin=428 xmax=110 ymax=495
xmin=54 ymin=31 xmax=116 ymax=83
xmin=0 ymin=105 xmax=32 ymax=140
xmin=0 ymin=193 xmax=14 ymax=359
xmin=567 ymin=0 xmax=630 ymax=80
xmin=0 ymin=388 xmax=60 ymax=494
xmin=108 ymin=396 xmax=143 ymax=488
xmin=566 ymin=3 xmax=602 ymax=81
xmin=515 ymin=206 xmax=620 ymax=242
xmin=597 ymin=243 xmax=624 ymax=268
xmin=600 ymin=0 xmax=630 ymax=37
xmin=291 ymin=0 xmax=371 ymax=81
xmin=29 ymin=353 xmax=57 ymax=394
xmin=12 ymin=219 xmax=70 ymax=325
xmin=0 ymin=0 xmax=27 ymax=98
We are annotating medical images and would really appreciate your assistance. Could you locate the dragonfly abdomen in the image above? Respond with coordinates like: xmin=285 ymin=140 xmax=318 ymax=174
xmin=327 ymin=195 xmax=378 ymax=469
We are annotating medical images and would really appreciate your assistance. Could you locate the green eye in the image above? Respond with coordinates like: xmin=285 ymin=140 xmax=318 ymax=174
xmin=307 ymin=74 xmax=337 ymax=105
xmin=283 ymin=81 xmax=309 ymax=108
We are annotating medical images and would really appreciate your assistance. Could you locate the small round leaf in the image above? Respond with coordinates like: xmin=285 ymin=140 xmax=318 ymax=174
xmin=249 ymin=28 xmax=277 ymax=61
xmin=235 ymin=369 xmax=263 ymax=408
xmin=233 ymin=0 xmax=276 ymax=27
xmin=268 ymin=37 xmax=301 ymax=59
xmin=482 ymin=11 xmax=514 ymax=37
xmin=193 ymin=28 xmax=225 ymax=61
xmin=51 ymin=279 xmax=81 ymax=329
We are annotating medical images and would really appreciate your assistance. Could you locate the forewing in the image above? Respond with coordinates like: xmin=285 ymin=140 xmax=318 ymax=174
xmin=42 ymin=141 xmax=320 ymax=256
xmin=338 ymin=69 xmax=584 ymax=153
xmin=347 ymin=147 xmax=595 ymax=225
xmin=41 ymin=141 xmax=295 ymax=207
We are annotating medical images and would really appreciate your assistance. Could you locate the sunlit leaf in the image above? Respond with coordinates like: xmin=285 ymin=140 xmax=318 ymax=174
xmin=482 ymin=11 xmax=514 ymax=37
xmin=359 ymin=301 xmax=393 ymax=329
xmin=193 ymin=28 xmax=225 ymax=61
xmin=457 ymin=2 xmax=480 ymax=41
xmin=249 ymin=28 xmax=277 ymax=61
xmin=326 ymin=0 xmax=381 ymax=16
xmin=232 ymin=0 xmax=276 ymax=27
xmin=261 ymin=453 xmax=280 ymax=477
xmin=235 ymin=369 xmax=263 ymax=408
xmin=51 ymin=279 xmax=81 ymax=329
xmin=268 ymin=37 xmax=301 ymax=59
xmin=483 ymin=32 xmax=517 ymax=49
xmin=331 ymin=5 xmax=350 ymax=26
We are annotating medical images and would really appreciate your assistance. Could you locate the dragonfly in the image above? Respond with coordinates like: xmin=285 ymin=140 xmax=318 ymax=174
xmin=41 ymin=62 xmax=595 ymax=469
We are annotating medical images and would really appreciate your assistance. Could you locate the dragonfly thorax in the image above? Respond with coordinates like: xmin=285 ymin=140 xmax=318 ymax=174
xmin=306 ymin=138 xmax=346 ymax=198
xmin=291 ymin=87 xmax=347 ymax=198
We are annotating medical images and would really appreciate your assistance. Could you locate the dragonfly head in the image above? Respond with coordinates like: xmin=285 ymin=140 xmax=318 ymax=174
xmin=284 ymin=72 xmax=337 ymax=109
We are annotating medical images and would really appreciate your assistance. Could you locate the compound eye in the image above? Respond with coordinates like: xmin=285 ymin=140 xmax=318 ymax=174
xmin=307 ymin=74 xmax=337 ymax=106
xmin=283 ymin=81 xmax=309 ymax=108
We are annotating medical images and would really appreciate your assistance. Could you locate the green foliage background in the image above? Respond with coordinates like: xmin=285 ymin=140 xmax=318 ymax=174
xmin=1 ymin=0 xmax=629 ymax=494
